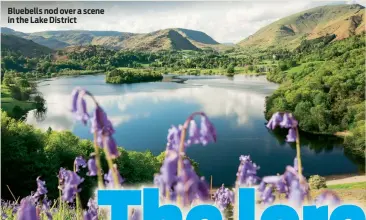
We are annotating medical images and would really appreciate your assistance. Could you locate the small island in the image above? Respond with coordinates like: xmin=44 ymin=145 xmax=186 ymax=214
xmin=105 ymin=68 xmax=164 ymax=84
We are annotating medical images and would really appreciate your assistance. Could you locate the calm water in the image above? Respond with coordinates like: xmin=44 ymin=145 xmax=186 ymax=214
xmin=26 ymin=75 xmax=361 ymax=186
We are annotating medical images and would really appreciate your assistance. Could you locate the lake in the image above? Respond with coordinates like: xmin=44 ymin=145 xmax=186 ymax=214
xmin=26 ymin=74 xmax=361 ymax=187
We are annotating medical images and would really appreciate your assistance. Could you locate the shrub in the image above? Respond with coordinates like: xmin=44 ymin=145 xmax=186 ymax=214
xmin=309 ymin=175 xmax=327 ymax=189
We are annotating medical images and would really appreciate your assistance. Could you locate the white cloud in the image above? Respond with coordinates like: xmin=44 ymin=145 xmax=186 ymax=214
xmin=25 ymin=76 xmax=277 ymax=131
xmin=1 ymin=1 xmax=350 ymax=43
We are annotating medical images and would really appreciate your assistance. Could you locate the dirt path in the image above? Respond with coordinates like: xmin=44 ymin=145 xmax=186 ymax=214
xmin=326 ymin=175 xmax=366 ymax=185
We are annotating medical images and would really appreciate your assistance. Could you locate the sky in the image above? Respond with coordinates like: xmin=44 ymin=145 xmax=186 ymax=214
xmin=1 ymin=1 xmax=363 ymax=43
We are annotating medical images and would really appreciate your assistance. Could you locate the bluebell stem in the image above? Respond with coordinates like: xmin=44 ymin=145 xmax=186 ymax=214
xmin=104 ymin=164 xmax=124 ymax=188
xmin=71 ymin=87 xmax=123 ymax=188
xmin=71 ymin=88 xmax=104 ymax=188
xmin=160 ymin=112 xmax=216 ymax=206
xmin=266 ymin=112 xmax=303 ymax=177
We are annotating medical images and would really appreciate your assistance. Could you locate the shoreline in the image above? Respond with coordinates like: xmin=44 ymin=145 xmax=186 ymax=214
xmin=325 ymin=174 xmax=366 ymax=185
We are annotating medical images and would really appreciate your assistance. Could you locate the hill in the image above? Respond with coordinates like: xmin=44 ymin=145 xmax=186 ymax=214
xmin=1 ymin=34 xmax=53 ymax=57
xmin=1 ymin=27 xmax=69 ymax=49
xmin=29 ymin=30 xmax=135 ymax=46
xmin=175 ymin=28 xmax=218 ymax=45
xmin=1 ymin=27 xmax=222 ymax=51
xmin=119 ymin=29 xmax=200 ymax=51
xmin=238 ymin=4 xmax=365 ymax=50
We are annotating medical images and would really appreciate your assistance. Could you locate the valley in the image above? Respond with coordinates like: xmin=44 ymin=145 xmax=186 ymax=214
xmin=1 ymin=3 xmax=365 ymax=213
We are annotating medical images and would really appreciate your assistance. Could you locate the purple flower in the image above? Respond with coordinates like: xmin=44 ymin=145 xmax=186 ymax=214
xmin=187 ymin=120 xmax=200 ymax=145
xmin=87 ymin=155 xmax=98 ymax=176
xmin=41 ymin=197 xmax=52 ymax=220
xmin=288 ymin=180 xmax=305 ymax=207
xmin=33 ymin=177 xmax=48 ymax=199
xmin=71 ymin=88 xmax=90 ymax=125
xmin=104 ymin=164 xmax=124 ymax=188
xmin=258 ymin=158 xmax=309 ymax=205
xmin=196 ymin=177 xmax=210 ymax=201
xmin=315 ymin=190 xmax=341 ymax=206
xmin=57 ymin=168 xmax=67 ymax=190
xmin=213 ymin=184 xmax=234 ymax=210
xmin=160 ymin=150 xmax=178 ymax=188
xmin=103 ymin=136 xmax=121 ymax=159
xmin=65 ymin=170 xmax=84 ymax=186
xmin=199 ymin=114 xmax=217 ymax=145
xmin=71 ymin=88 xmax=81 ymax=113
xmin=17 ymin=197 xmax=37 ymax=220
xmin=62 ymin=170 xmax=84 ymax=203
xmin=166 ymin=125 xmax=183 ymax=151
xmin=74 ymin=156 xmax=87 ymax=172
xmin=280 ymin=113 xmax=298 ymax=129
xmin=266 ymin=112 xmax=299 ymax=143
xmin=84 ymin=198 xmax=98 ymax=220
xmin=130 ymin=209 xmax=141 ymax=220
xmin=286 ymin=128 xmax=297 ymax=142
xmin=261 ymin=186 xmax=275 ymax=205
xmin=266 ymin=112 xmax=283 ymax=130
xmin=236 ymin=155 xmax=260 ymax=187
xmin=62 ymin=185 xmax=78 ymax=203
xmin=91 ymin=106 xmax=114 ymax=136
xmin=166 ymin=113 xmax=216 ymax=151
xmin=175 ymin=160 xmax=209 ymax=205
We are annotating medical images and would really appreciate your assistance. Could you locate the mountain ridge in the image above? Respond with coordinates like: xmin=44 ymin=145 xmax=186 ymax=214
xmin=238 ymin=4 xmax=365 ymax=50
xmin=1 ymin=34 xmax=53 ymax=57
xmin=1 ymin=27 xmax=222 ymax=51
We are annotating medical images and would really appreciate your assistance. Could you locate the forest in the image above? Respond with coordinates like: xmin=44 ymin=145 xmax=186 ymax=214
xmin=265 ymin=34 xmax=365 ymax=160
xmin=1 ymin=111 xmax=195 ymax=204
xmin=105 ymin=68 xmax=163 ymax=84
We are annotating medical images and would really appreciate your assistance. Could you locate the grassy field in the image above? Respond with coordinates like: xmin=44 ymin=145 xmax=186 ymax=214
xmin=1 ymin=86 xmax=35 ymax=114
xmin=286 ymin=61 xmax=324 ymax=74
xmin=328 ymin=182 xmax=366 ymax=189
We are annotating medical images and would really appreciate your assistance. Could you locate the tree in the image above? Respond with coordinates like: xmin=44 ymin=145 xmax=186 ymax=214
xmin=226 ymin=64 xmax=235 ymax=76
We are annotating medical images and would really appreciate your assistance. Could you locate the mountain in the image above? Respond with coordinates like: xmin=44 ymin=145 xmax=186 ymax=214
xmin=1 ymin=34 xmax=53 ymax=57
xmin=175 ymin=28 xmax=218 ymax=45
xmin=238 ymin=4 xmax=365 ymax=50
xmin=119 ymin=29 xmax=200 ymax=51
xmin=1 ymin=27 xmax=28 ymax=37
xmin=30 ymin=30 xmax=136 ymax=46
xmin=1 ymin=27 xmax=221 ymax=51
xmin=1 ymin=27 xmax=69 ymax=49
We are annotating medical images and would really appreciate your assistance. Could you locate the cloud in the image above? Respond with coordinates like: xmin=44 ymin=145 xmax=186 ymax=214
xmin=1 ymin=1 xmax=347 ymax=43
xmin=26 ymin=76 xmax=277 ymax=131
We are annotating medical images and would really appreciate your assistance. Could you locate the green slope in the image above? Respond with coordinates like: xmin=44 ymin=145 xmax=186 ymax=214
xmin=1 ymin=34 xmax=53 ymax=57
xmin=175 ymin=28 xmax=219 ymax=45
xmin=238 ymin=4 xmax=365 ymax=50
xmin=119 ymin=29 xmax=200 ymax=51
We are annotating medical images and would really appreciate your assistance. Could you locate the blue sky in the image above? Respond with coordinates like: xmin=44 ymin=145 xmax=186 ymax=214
xmin=1 ymin=1 xmax=363 ymax=43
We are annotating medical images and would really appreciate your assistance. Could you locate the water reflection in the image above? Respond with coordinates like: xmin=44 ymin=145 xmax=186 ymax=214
xmin=25 ymin=75 xmax=362 ymax=185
